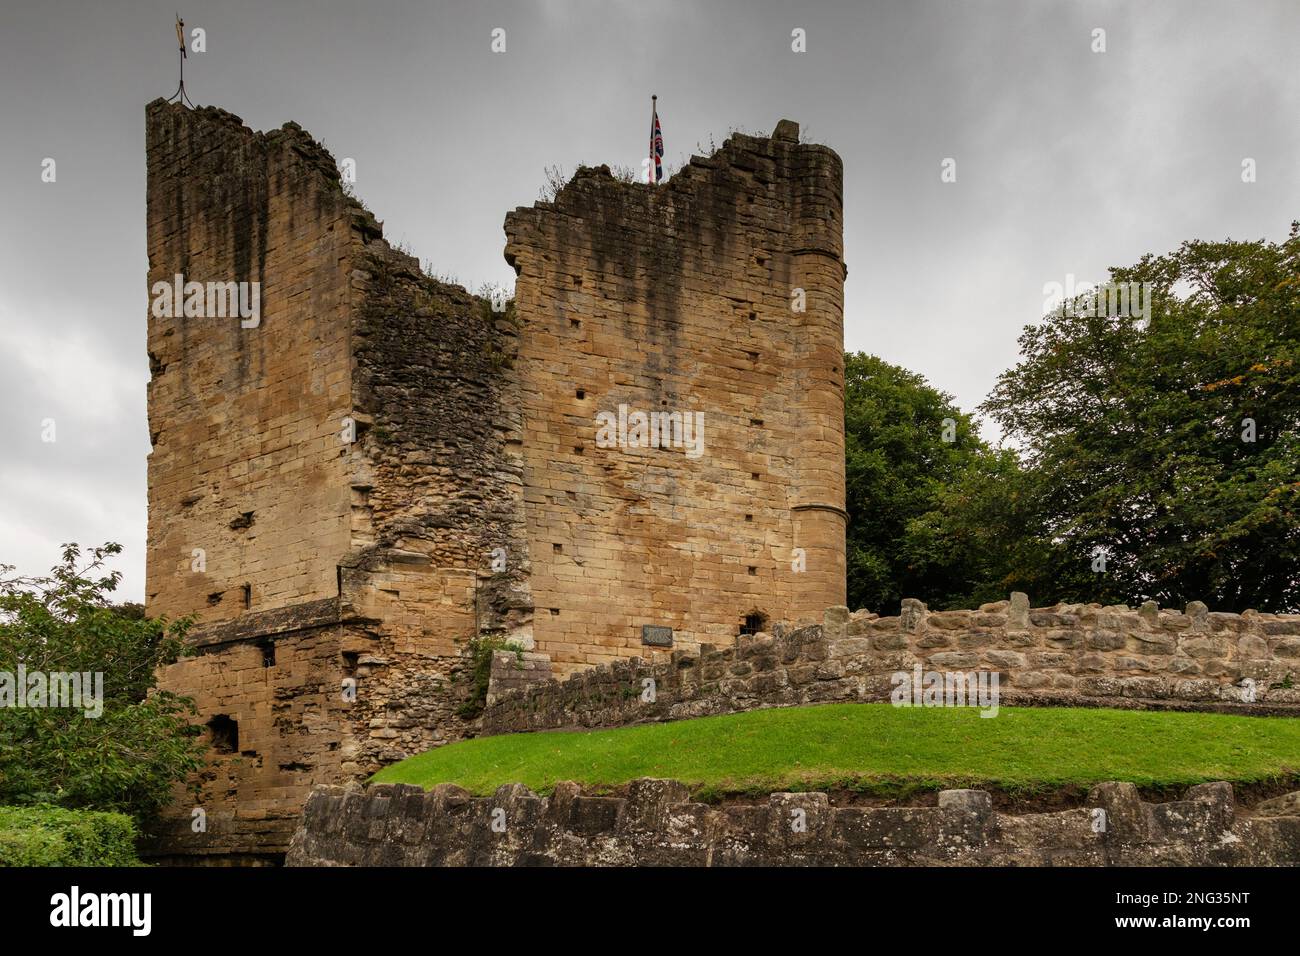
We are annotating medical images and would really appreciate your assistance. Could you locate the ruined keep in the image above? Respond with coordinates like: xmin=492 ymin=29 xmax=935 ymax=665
xmin=141 ymin=100 xmax=847 ymax=861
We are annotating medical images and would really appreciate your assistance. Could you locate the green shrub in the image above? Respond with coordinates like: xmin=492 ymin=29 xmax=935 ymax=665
xmin=0 ymin=543 xmax=205 ymax=819
xmin=456 ymin=636 xmax=525 ymax=719
xmin=0 ymin=805 xmax=140 ymax=867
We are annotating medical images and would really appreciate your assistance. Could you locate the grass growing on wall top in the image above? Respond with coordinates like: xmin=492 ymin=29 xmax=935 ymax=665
xmin=371 ymin=702 xmax=1300 ymax=800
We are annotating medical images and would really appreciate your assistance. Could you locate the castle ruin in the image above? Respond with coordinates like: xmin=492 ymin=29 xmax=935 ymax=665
xmin=141 ymin=100 xmax=847 ymax=861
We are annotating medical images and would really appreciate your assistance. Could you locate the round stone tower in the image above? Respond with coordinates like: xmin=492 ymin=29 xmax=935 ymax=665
xmin=778 ymin=119 xmax=848 ymax=618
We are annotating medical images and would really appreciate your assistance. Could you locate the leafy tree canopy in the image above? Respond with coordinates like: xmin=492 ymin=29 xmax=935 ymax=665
xmin=844 ymin=353 xmax=1047 ymax=613
xmin=982 ymin=224 xmax=1300 ymax=611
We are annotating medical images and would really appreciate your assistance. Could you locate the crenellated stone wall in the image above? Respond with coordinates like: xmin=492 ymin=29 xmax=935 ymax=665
xmin=285 ymin=777 xmax=1300 ymax=867
xmin=481 ymin=596 xmax=1300 ymax=735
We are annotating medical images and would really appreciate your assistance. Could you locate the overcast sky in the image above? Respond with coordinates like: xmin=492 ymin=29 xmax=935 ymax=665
xmin=1 ymin=0 xmax=1296 ymax=601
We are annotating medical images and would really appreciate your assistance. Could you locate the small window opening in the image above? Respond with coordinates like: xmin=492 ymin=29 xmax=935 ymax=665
xmin=341 ymin=651 xmax=360 ymax=677
xmin=207 ymin=715 xmax=239 ymax=754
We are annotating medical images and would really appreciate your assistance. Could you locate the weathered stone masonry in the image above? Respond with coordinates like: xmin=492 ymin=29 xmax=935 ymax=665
xmin=481 ymin=597 xmax=1300 ymax=736
xmin=294 ymin=594 xmax=1300 ymax=867
xmin=504 ymin=119 xmax=846 ymax=674
xmin=286 ymin=777 xmax=1300 ymax=867
xmin=144 ymin=100 xmax=534 ymax=859
xmin=143 ymin=99 xmax=1300 ymax=865
xmin=143 ymin=102 xmax=847 ymax=859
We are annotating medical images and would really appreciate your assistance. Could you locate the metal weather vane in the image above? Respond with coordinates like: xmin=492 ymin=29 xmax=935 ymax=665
xmin=167 ymin=14 xmax=196 ymax=107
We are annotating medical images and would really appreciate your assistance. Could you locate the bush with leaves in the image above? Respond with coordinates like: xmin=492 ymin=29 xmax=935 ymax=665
xmin=0 ymin=804 xmax=140 ymax=867
xmin=0 ymin=543 xmax=205 ymax=819
xmin=456 ymin=635 xmax=525 ymax=719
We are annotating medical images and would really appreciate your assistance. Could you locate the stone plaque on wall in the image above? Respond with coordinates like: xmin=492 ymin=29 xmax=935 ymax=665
xmin=641 ymin=625 xmax=673 ymax=647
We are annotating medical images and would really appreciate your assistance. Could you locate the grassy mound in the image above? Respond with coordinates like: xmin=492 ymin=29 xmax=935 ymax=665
xmin=372 ymin=702 xmax=1300 ymax=801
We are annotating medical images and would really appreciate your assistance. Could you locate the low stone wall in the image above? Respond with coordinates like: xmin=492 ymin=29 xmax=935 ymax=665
xmin=481 ymin=596 xmax=1300 ymax=734
xmin=486 ymin=650 xmax=552 ymax=707
xmin=286 ymin=778 xmax=1300 ymax=866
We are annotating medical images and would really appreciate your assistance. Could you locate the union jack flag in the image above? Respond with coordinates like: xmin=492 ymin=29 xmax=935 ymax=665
xmin=650 ymin=106 xmax=663 ymax=183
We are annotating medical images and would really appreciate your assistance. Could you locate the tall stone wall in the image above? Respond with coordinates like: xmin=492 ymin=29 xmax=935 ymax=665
xmin=285 ymin=777 xmax=1300 ymax=867
xmin=503 ymin=121 xmax=847 ymax=676
xmin=145 ymin=102 xmax=355 ymax=621
xmin=143 ymin=101 xmax=529 ymax=860
xmin=343 ymin=243 xmax=534 ymax=653
xmin=481 ymin=597 xmax=1300 ymax=735
xmin=142 ymin=103 xmax=851 ymax=859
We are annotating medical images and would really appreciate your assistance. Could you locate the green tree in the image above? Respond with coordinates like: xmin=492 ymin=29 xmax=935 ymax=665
xmin=844 ymin=353 xmax=1045 ymax=612
xmin=0 ymin=543 xmax=205 ymax=818
xmin=898 ymin=446 xmax=1051 ymax=608
xmin=982 ymin=224 xmax=1300 ymax=611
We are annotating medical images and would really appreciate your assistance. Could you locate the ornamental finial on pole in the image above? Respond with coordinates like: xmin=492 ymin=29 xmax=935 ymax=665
xmin=167 ymin=14 xmax=196 ymax=108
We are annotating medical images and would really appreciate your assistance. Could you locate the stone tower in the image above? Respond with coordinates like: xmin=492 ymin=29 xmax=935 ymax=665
xmin=142 ymin=101 xmax=845 ymax=860
xmin=504 ymin=117 xmax=846 ymax=674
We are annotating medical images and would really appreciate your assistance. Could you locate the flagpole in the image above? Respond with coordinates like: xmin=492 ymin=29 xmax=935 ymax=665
xmin=649 ymin=94 xmax=657 ymax=185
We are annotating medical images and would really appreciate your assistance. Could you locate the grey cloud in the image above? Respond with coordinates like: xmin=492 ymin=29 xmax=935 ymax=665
xmin=1 ymin=0 xmax=1296 ymax=599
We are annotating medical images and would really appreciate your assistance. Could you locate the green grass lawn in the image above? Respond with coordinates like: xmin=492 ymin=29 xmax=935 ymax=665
xmin=371 ymin=703 xmax=1300 ymax=800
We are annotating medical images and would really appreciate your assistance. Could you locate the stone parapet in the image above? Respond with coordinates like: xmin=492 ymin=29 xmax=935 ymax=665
xmin=286 ymin=777 xmax=1300 ymax=867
